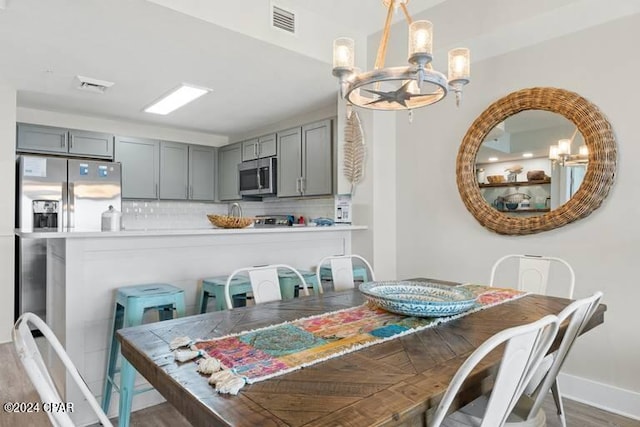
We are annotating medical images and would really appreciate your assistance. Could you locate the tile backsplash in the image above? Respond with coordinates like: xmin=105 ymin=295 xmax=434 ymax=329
xmin=121 ymin=197 xmax=335 ymax=230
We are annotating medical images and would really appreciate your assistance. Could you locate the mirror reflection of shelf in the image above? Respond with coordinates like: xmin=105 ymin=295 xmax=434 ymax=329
xmin=479 ymin=178 xmax=551 ymax=188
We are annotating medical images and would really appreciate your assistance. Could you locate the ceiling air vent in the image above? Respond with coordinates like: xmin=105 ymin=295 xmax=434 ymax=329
xmin=272 ymin=5 xmax=295 ymax=34
xmin=75 ymin=75 xmax=114 ymax=94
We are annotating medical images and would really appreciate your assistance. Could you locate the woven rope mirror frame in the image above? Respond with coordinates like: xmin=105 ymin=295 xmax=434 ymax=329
xmin=456 ymin=87 xmax=617 ymax=235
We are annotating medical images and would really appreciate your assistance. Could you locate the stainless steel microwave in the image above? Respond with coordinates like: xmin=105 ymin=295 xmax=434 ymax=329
xmin=238 ymin=157 xmax=277 ymax=196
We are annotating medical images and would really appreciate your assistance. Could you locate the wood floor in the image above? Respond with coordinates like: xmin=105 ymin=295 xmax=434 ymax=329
xmin=1 ymin=342 xmax=637 ymax=427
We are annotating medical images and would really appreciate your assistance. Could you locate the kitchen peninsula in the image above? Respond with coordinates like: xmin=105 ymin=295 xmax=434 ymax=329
xmin=15 ymin=225 xmax=366 ymax=425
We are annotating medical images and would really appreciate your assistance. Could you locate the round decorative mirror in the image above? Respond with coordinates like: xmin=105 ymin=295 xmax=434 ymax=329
xmin=457 ymin=87 xmax=616 ymax=235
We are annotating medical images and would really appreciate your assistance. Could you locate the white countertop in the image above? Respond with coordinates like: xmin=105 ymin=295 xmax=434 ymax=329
xmin=15 ymin=224 xmax=367 ymax=239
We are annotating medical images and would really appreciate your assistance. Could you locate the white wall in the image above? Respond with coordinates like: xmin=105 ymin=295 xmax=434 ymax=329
xmin=0 ymin=81 xmax=16 ymax=343
xmin=395 ymin=13 xmax=640 ymax=417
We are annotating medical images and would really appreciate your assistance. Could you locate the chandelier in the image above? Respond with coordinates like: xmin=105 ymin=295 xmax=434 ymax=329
xmin=332 ymin=0 xmax=470 ymax=111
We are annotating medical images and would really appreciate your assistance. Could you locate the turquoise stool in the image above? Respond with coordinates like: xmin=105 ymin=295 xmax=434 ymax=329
xmin=101 ymin=283 xmax=185 ymax=427
xmin=320 ymin=265 xmax=369 ymax=282
xmin=278 ymin=268 xmax=322 ymax=296
xmin=199 ymin=275 xmax=253 ymax=313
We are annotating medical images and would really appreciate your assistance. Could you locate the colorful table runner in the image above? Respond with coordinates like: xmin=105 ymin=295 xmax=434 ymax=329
xmin=192 ymin=284 xmax=527 ymax=385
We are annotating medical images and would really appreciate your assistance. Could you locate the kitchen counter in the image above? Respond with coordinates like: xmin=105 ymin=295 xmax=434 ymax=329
xmin=14 ymin=224 xmax=366 ymax=239
xmin=39 ymin=224 xmax=366 ymax=424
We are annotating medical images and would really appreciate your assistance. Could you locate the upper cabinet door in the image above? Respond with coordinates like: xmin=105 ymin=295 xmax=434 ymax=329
xmin=115 ymin=136 xmax=160 ymax=199
xmin=258 ymin=133 xmax=277 ymax=158
xmin=218 ymin=143 xmax=242 ymax=201
xmin=277 ymin=127 xmax=302 ymax=197
xmin=302 ymin=120 xmax=332 ymax=197
xmin=68 ymin=129 xmax=114 ymax=158
xmin=17 ymin=124 xmax=68 ymax=154
xmin=189 ymin=145 xmax=216 ymax=201
xmin=242 ymin=138 xmax=259 ymax=161
xmin=159 ymin=141 xmax=189 ymax=200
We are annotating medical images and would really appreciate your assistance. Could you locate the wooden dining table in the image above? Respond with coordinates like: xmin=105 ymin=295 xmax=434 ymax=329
xmin=117 ymin=279 xmax=606 ymax=427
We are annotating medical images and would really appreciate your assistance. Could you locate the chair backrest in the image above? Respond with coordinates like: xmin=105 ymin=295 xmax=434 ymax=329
xmin=430 ymin=314 xmax=560 ymax=427
xmin=224 ymin=264 xmax=310 ymax=309
xmin=525 ymin=291 xmax=603 ymax=420
xmin=489 ymin=254 xmax=575 ymax=298
xmin=315 ymin=254 xmax=376 ymax=292
xmin=12 ymin=313 xmax=113 ymax=427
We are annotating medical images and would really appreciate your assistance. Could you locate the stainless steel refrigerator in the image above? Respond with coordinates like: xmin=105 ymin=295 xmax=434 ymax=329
xmin=16 ymin=155 xmax=121 ymax=321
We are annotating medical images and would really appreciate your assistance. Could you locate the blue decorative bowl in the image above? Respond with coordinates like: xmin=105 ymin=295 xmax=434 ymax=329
xmin=359 ymin=281 xmax=477 ymax=317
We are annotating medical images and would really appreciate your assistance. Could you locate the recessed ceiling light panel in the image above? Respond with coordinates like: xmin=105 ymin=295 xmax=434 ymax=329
xmin=144 ymin=84 xmax=211 ymax=115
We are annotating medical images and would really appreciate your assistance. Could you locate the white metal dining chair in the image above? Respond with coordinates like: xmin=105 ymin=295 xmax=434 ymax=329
xmin=224 ymin=264 xmax=310 ymax=310
xmin=430 ymin=314 xmax=560 ymax=427
xmin=13 ymin=312 xmax=114 ymax=427
xmin=315 ymin=254 xmax=376 ymax=292
xmin=490 ymin=253 xmax=575 ymax=421
xmin=489 ymin=254 xmax=575 ymax=298
xmin=523 ymin=291 xmax=603 ymax=427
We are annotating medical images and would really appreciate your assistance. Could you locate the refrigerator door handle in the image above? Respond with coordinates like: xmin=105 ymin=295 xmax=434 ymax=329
xmin=67 ymin=181 xmax=75 ymax=230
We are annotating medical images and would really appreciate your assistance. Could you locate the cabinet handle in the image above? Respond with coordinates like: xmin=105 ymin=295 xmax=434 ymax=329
xmin=186 ymin=185 xmax=189 ymax=198
xmin=69 ymin=133 xmax=74 ymax=149
xmin=190 ymin=185 xmax=193 ymax=198
xmin=296 ymin=177 xmax=301 ymax=194
xmin=62 ymin=133 xmax=68 ymax=148
xmin=301 ymin=177 xmax=306 ymax=194
xmin=257 ymin=143 xmax=261 ymax=158
xmin=155 ymin=183 xmax=158 ymax=198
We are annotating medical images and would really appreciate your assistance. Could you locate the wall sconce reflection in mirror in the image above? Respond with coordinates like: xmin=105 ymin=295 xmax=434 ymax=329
xmin=548 ymin=128 xmax=589 ymax=166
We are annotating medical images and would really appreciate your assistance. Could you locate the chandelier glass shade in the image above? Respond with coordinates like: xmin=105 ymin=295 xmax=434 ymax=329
xmin=332 ymin=0 xmax=470 ymax=111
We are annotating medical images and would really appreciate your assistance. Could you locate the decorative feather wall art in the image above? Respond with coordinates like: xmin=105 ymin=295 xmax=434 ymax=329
xmin=343 ymin=108 xmax=366 ymax=194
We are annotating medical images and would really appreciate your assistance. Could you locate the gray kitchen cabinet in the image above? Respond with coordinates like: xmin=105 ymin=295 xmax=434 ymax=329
xmin=189 ymin=145 xmax=216 ymax=201
xmin=242 ymin=133 xmax=277 ymax=161
xmin=17 ymin=123 xmax=113 ymax=159
xmin=160 ymin=141 xmax=189 ymax=200
xmin=115 ymin=136 xmax=160 ymax=199
xmin=218 ymin=142 xmax=242 ymax=200
xmin=277 ymin=127 xmax=303 ymax=197
xmin=277 ymin=119 xmax=333 ymax=197
xmin=302 ymin=120 xmax=333 ymax=196
xmin=68 ymin=129 xmax=113 ymax=158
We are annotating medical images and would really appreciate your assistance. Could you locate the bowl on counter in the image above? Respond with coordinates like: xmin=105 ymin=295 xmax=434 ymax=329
xmin=505 ymin=202 xmax=519 ymax=210
xmin=207 ymin=214 xmax=254 ymax=229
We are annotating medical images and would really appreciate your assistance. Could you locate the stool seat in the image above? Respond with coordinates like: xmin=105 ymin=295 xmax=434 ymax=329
xmin=277 ymin=268 xmax=321 ymax=296
xmin=199 ymin=276 xmax=252 ymax=313
xmin=102 ymin=283 xmax=185 ymax=427
xmin=198 ymin=269 xmax=321 ymax=313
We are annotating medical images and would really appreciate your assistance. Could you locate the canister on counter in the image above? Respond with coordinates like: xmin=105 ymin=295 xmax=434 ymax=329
xmin=101 ymin=205 xmax=122 ymax=231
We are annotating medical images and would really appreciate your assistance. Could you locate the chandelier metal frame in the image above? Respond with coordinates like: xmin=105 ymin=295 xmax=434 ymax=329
xmin=332 ymin=0 xmax=470 ymax=111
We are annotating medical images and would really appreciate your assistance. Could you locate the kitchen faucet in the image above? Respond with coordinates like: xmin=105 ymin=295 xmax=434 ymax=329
xmin=228 ymin=202 xmax=242 ymax=218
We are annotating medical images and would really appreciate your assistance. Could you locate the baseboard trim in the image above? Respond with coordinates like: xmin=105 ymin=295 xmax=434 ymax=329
xmin=558 ymin=373 xmax=640 ymax=420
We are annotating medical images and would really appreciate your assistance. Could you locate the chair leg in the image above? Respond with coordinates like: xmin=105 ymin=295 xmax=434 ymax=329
xmin=551 ymin=379 xmax=566 ymax=427
xmin=102 ymin=303 xmax=124 ymax=414
xmin=174 ymin=295 xmax=186 ymax=318
xmin=118 ymin=358 xmax=135 ymax=427
xmin=198 ymin=289 xmax=210 ymax=314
